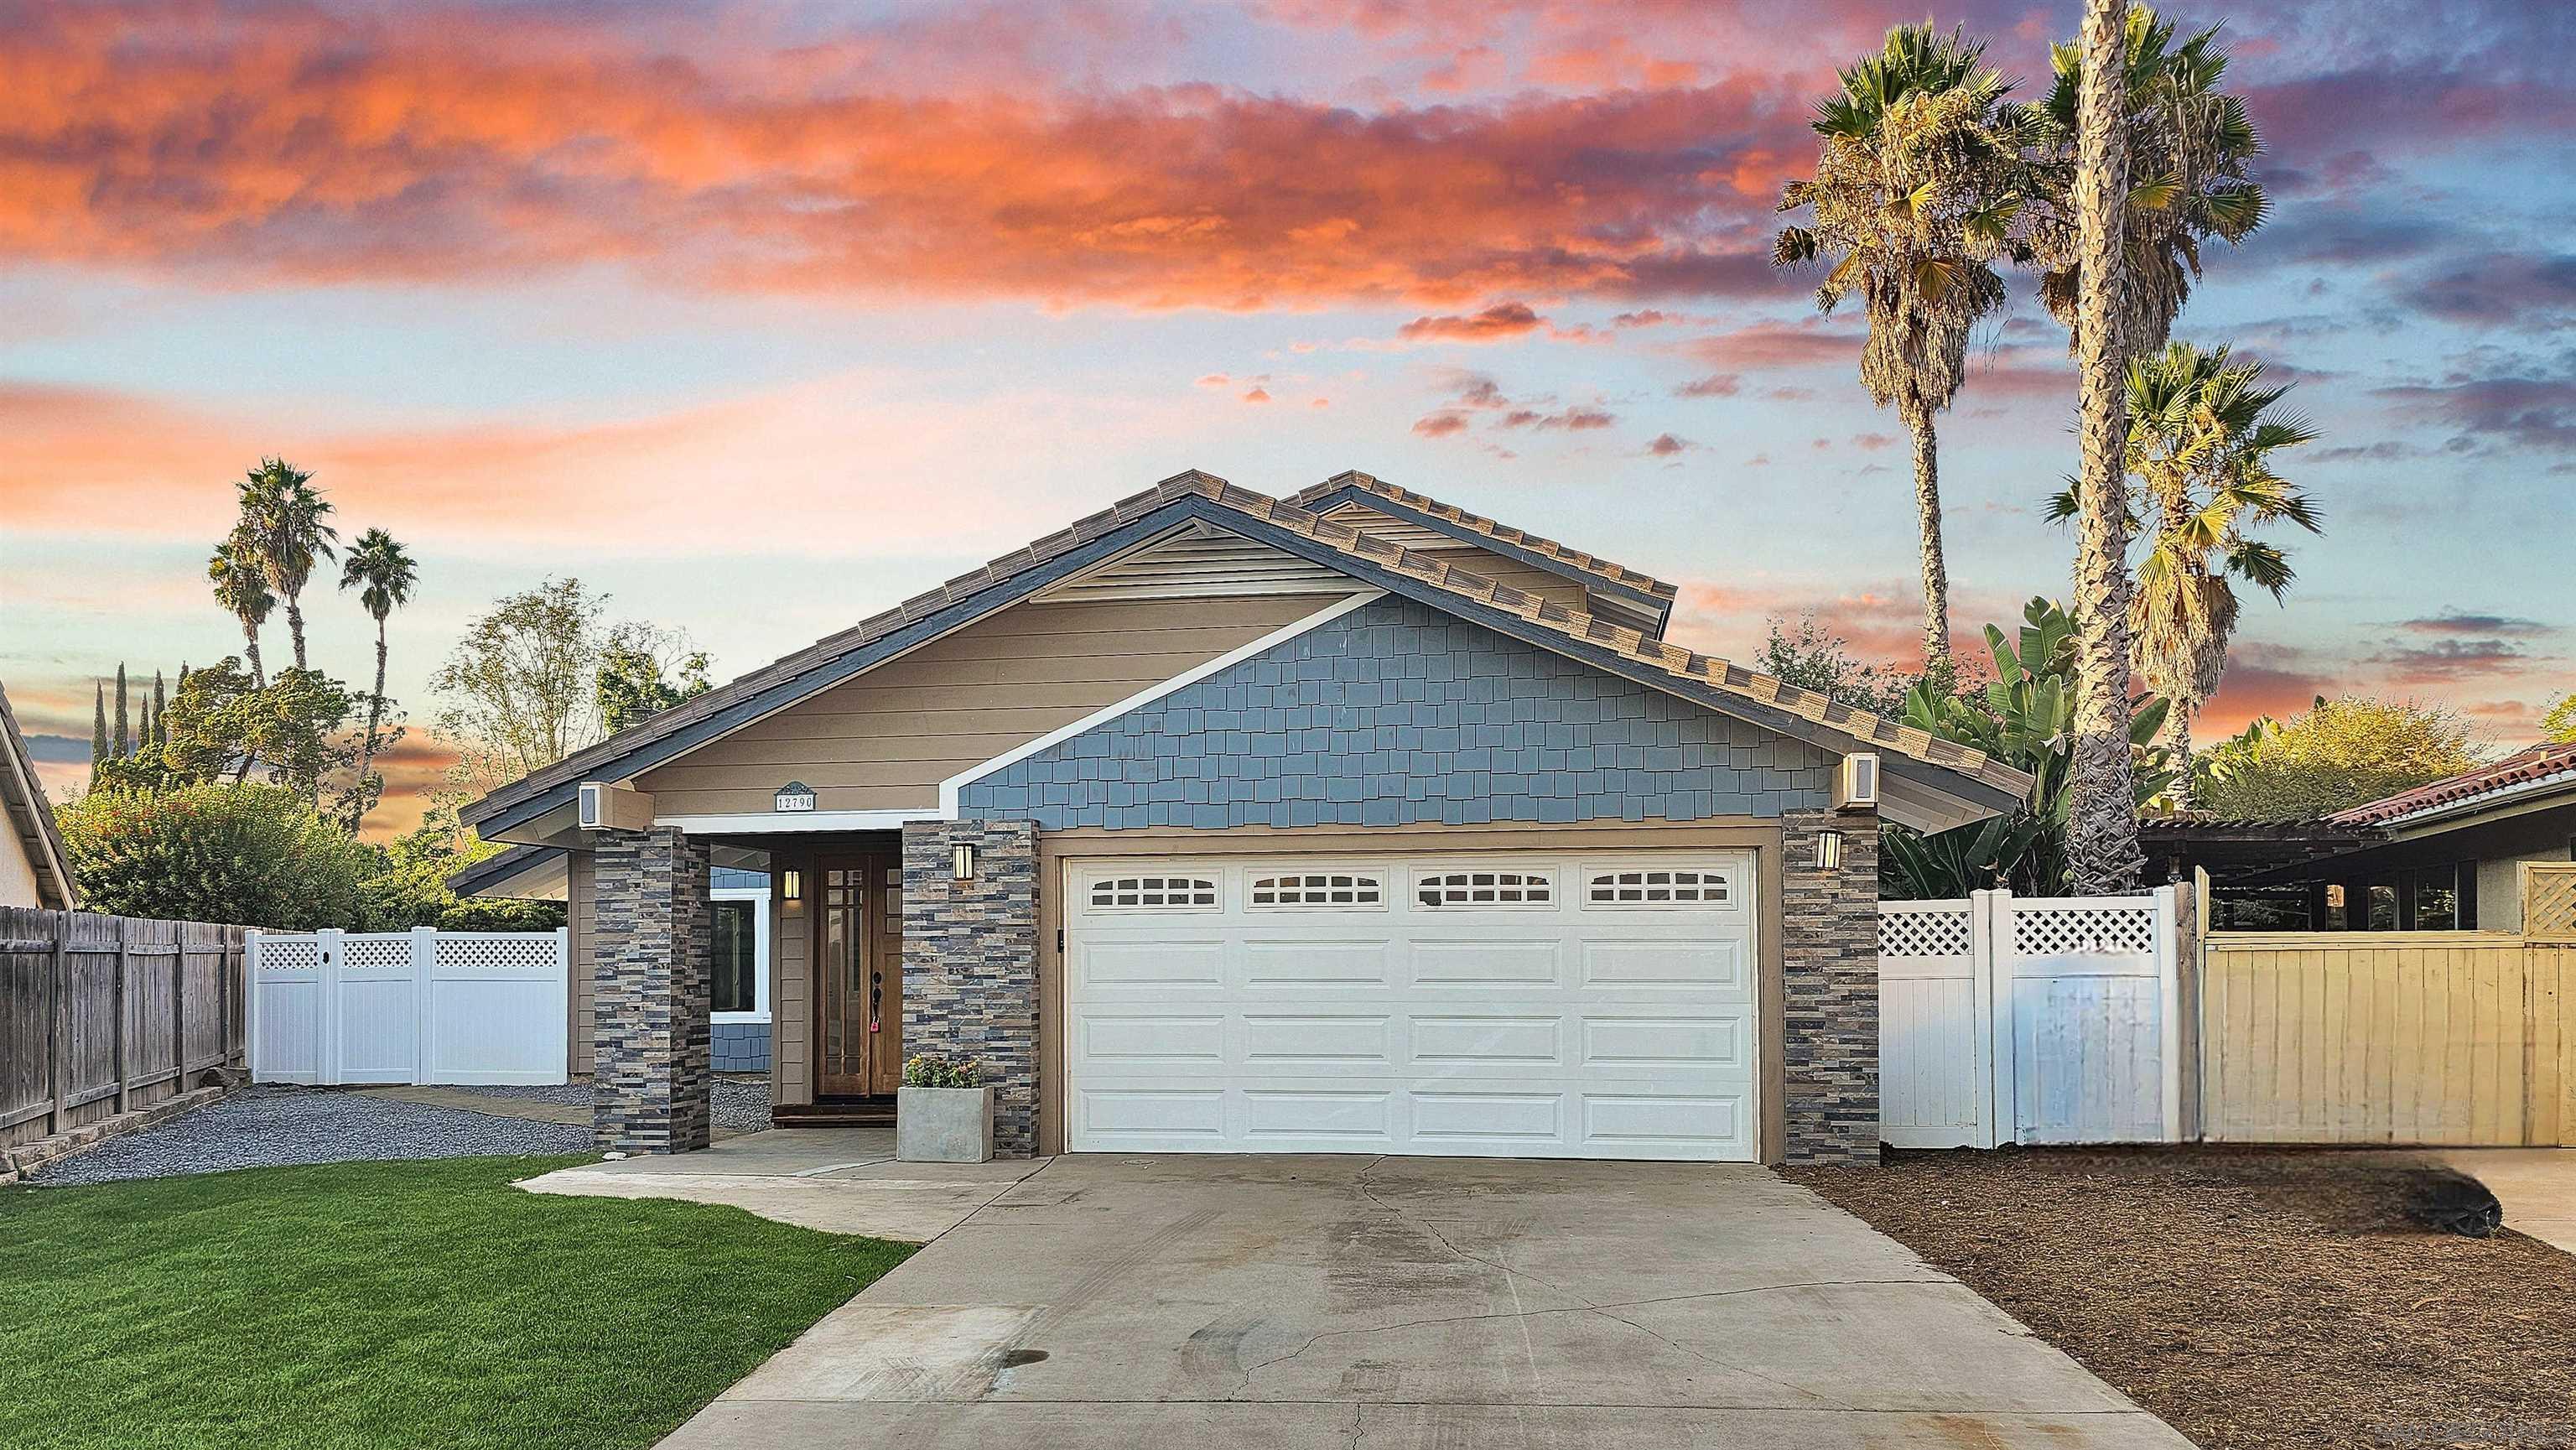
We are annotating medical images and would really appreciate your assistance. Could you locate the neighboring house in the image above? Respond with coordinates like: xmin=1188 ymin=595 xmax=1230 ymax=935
xmin=462 ymin=470 xmax=2029 ymax=1165
xmin=0 ymin=682 xmax=76 ymax=910
xmin=2148 ymin=741 xmax=2576 ymax=930
xmin=452 ymin=849 xmax=776 ymax=1072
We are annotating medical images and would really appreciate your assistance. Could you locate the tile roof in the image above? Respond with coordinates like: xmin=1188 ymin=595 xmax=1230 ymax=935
xmin=465 ymin=470 xmax=2024 ymax=826
xmin=1287 ymin=470 xmax=1680 ymax=602
xmin=2326 ymin=742 xmax=2576 ymax=827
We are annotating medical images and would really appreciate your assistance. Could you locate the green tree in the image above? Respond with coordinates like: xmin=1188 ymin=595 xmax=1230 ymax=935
xmin=91 ymin=683 xmax=106 ymax=768
xmin=103 ymin=661 xmax=359 ymax=808
xmin=338 ymin=528 xmax=419 ymax=834
xmin=112 ymin=663 xmax=129 ymax=758
xmin=153 ymin=669 xmax=168 ymax=748
xmin=1883 ymin=599 xmax=2173 ymax=897
xmin=432 ymin=578 xmax=610 ymax=801
xmin=235 ymin=457 xmax=339 ymax=673
xmin=2049 ymin=342 xmax=2320 ymax=800
xmin=2194 ymin=699 xmax=2482 ymax=819
xmin=2023 ymin=6 xmax=2267 ymax=355
xmin=597 ymin=624 xmax=713 ymax=735
xmin=2544 ymin=693 xmax=2576 ymax=743
xmin=209 ymin=528 xmax=276 ymax=689
xmin=356 ymin=815 xmax=564 ymax=932
xmin=54 ymin=782 xmax=369 ymax=928
xmin=1773 ymin=23 xmax=2030 ymax=668
xmin=1757 ymin=615 xmax=1917 ymax=717
xmin=2066 ymin=0 xmax=2148 ymax=896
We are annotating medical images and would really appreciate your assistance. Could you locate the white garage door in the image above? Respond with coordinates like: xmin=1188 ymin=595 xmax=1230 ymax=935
xmin=1062 ymin=850 xmax=1758 ymax=1161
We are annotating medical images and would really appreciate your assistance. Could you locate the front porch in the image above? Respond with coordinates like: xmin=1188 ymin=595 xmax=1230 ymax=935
xmin=584 ymin=820 xmax=1038 ymax=1156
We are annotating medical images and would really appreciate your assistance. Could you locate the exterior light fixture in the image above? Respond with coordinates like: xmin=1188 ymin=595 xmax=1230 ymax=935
xmin=952 ymin=843 xmax=977 ymax=881
xmin=779 ymin=869 xmax=802 ymax=903
xmin=1814 ymin=829 xmax=1845 ymax=871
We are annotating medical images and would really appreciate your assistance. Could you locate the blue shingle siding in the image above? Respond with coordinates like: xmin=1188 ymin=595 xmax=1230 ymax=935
xmin=958 ymin=596 xmax=1832 ymax=830
xmin=712 ymin=1020 xmax=772 ymax=1073
xmin=712 ymin=866 xmax=769 ymax=891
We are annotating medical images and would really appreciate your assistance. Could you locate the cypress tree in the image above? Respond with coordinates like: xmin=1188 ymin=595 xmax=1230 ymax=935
xmin=112 ymin=664 xmax=130 ymax=758
xmin=91 ymin=683 xmax=107 ymax=767
xmin=153 ymin=669 xmax=168 ymax=746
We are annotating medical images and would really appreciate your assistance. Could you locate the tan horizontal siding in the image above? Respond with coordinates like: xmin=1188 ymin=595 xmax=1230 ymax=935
xmin=636 ymin=593 xmax=1350 ymax=816
xmin=773 ymin=885 xmax=810 ymax=1106
xmin=567 ymin=852 xmax=596 ymax=1078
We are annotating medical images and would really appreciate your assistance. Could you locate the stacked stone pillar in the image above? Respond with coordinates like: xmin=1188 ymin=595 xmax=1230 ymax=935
xmin=591 ymin=826 xmax=714 ymax=1153
xmin=1779 ymin=808 xmax=1881 ymax=1165
xmin=900 ymin=819 xmax=1041 ymax=1156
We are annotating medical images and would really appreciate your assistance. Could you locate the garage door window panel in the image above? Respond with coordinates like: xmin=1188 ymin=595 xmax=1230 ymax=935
xmin=1086 ymin=875 xmax=1218 ymax=910
xmin=1249 ymin=872 xmax=1386 ymax=908
xmin=1413 ymin=869 xmax=1555 ymax=908
xmin=1586 ymin=867 xmax=1732 ymax=906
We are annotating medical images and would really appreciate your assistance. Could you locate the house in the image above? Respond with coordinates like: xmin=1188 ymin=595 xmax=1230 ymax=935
xmin=462 ymin=470 xmax=2031 ymax=1165
xmin=0 ymin=682 xmax=76 ymax=910
xmin=2148 ymin=741 xmax=2576 ymax=930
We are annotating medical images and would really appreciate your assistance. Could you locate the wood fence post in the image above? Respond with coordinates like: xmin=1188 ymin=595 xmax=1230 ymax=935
xmin=112 ymin=915 xmax=130 ymax=1114
xmin=173 ymin=921 xmax=190 ymax=1089
xmin=243 ymin=929 xmax=262 ymax=1080
xmin=46 ymin=911 xmax=68 ymax=1135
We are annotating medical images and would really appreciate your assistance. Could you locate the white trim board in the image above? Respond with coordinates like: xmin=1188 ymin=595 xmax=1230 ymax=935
xmin=940 ymin=590 xmax=1385 ymax=817
xmin=653 ymin=808 xmax=942 ymax=834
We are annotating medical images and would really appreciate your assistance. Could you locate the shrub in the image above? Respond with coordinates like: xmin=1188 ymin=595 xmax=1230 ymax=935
xmin=55 ymin=782 xmax=368 ymax=928
xmin=901 ymin=1055 xmax=982 ymax=1089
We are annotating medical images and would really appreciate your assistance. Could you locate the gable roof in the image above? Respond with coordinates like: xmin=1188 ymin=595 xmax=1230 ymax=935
xmin=2327 ymin=742 xmax=2576 ymax=828
xmin=1288 ymin=470 xmax=1678 ymax=628
xmin=464 ymin=470 xmax=2030 ymax=838
xmin=0 ymin=682 xmax=77 ymax=908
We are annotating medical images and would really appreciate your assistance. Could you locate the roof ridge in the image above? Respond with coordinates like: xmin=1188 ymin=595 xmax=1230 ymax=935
xmin=1291 ymin=470 xmax=1680 ymax=601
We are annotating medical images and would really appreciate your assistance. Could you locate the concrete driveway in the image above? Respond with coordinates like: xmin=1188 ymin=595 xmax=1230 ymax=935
xmin=660 ymin=1152 xmax=2187 ymax=1449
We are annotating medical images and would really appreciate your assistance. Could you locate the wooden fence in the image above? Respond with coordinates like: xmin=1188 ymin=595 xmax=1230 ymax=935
xmin=0 ymin=907 xmax=248 ymax=1151
xmin=2201 ymin=932 xmax=2573 ymax=1146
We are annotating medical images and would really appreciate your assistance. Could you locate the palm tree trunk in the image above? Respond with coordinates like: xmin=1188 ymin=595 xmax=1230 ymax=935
xmin=2163 ymin=698 xmax=2194 ymax=811
xmin=285 ymin=594 xmax=309 ymax=673
xmin=241 ymin=623 xmax=267 ymax=689
xmin=2067 ymin=0 xmax=2148 ymax=896
xmin=352 ymin=619 xmax=388 ymax=833
xmin=1908 ymin=411 xmax=1953 ymax=669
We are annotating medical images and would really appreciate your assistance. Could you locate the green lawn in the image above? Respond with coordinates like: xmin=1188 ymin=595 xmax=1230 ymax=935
xmin=0 ymin=1156 xmax=914 ymax=1450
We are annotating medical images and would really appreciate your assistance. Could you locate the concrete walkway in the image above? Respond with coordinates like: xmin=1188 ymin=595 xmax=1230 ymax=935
xmin=2442 ymin=1148 xmax=2576 ymax=1254
xmin=653 ymin=1152 xmax=2192 ymax=1449
xmin=518 ymin=1127 xmax=1048 ymax=1240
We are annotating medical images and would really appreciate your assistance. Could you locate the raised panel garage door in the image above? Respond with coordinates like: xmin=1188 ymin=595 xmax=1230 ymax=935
xmin=1062 ymin=851 xmax=1758 ymax=1161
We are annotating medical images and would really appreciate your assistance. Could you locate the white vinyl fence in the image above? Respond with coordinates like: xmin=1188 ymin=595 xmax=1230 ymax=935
xmin=249 ymin=928 xmax=569 ymax=1086
xmin=1879 ymin=887 xmax=2184 ymax=1148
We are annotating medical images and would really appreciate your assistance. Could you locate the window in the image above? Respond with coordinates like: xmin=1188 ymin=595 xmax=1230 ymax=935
xmin=1588 ymin=868 xmax=1729 ymax=905
xmin=1415 ymin=870 xmax=1552 ymax=907
xmin=712 ymin=899 xmax=758 ymax=1015
xmin=1088 ymin=876 xmax=1218 ymax=909
xmin=1250 ymin=873 xmax=1384 ymax=907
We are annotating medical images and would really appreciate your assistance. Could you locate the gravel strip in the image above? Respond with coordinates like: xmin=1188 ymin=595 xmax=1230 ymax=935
xmin=449 ymin=1079 xmax=776 ymax=1134
xmin=30 ymin=1085 xmax=589 ymax=1187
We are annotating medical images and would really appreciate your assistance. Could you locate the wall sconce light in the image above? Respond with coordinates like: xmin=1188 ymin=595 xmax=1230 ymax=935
xmin=779 ymin=869 xmax=802 ymax=903
xmin=1814 ymin=829 xmax=1845 ymax=871
xmin=952 ymin=843 xmax=977 ymax=882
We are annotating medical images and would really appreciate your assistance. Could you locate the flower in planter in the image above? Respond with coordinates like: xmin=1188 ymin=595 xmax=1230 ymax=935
xmin=901 ymin=1054 xmax=982 ymax=1089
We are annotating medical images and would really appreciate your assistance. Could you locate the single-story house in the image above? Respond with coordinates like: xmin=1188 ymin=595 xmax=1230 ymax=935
xmin=0 ymin=682 xmax=76 ymax=910
xmin=2147 ymin=741 xmax=2576 ymax=931
xmin=462 ymin=470 xmax=2031 ymax=1165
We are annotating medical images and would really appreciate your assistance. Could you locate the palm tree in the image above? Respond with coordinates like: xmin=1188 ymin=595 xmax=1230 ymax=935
xmin=208 ymin=528 xmax=275 ymax=687
xmin=236 ymin=457 xmax=338 ymax=672
xmin=1774 ymin=23 xmax=2032 ymax=668
xmin=338 ymin=528 xmax=418 ymax=833
xmin=2026 ymin=7 xmax=2267 ymax=354
xmin=2051 ymin=344 xmax=2321 ymax=803
xmin=2066 ymin=0 xmax=2148 ymax=895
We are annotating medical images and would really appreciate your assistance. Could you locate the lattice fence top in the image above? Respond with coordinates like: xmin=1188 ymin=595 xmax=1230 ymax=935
xmin=256 ymin=938 xmax=320 ymax=973
xmin=2526 ymin=863 xmax=2576 ymax=943
xmin=342 ymin=936 xmax=415 ymax=974
xmin=1880 ymin=906 xmax=1973 ymax=959
xmin=434 ymin=933 xmax=563 ymax=974
xmin=2013 ymin=903 xmax=2159 ymax=957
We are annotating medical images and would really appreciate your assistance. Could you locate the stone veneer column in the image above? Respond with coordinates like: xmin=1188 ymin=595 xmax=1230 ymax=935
xmin=1779 ymin=808 xmax=1881 ymax=1165
xmin=591 ymin=826 xmax=714 ymax=1153
xmin=901 ymin=819 xmax=1041 ymax=1156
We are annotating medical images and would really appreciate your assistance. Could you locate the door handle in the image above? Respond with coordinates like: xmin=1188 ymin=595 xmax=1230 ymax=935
xmin=869 ymin=969 xmax=883 ymax=1032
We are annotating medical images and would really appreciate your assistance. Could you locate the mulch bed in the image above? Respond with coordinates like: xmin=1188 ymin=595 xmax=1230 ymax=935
xmin=1786 ymin=1147 xmax=2576 ymax=1450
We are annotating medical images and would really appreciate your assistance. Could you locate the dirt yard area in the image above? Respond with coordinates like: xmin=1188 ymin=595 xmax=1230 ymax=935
xmin=1788 ymin=1147 xmax=2576 ymax=1449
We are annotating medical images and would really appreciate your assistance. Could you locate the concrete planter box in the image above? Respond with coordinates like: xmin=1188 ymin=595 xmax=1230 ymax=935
xmin=896 ymin=1085 xmax=995 ymax=1163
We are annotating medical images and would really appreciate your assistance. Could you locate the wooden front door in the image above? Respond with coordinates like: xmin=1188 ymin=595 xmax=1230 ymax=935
xmin=815 ymin=855 xmax=904 ymax=1097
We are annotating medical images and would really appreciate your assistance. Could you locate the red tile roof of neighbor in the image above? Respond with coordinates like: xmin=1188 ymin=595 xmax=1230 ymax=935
xmin=2326 ymin=742 xmax=2576 ymax=827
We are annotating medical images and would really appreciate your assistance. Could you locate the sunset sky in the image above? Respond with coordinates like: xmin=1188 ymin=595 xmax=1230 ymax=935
xmin=5 ymin=0 xmax=2572 ymax=835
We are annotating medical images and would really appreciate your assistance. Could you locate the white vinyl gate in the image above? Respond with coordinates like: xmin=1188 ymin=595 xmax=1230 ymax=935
xmin=249 ymin=928 xmax=569 ymax=1086
xmin=1878 ymin=888 xmax=2183 ymax=1147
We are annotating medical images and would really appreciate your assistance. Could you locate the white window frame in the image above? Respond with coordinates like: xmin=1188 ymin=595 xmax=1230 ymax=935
xmin=1409 ymin=866 xmax=1560 ymax=910
xmin=1583 ymin=865 xmax=1736 ymax=908
xmin=1082 ymin=873 xmax=1222 ymax=912
xmin=1247 ymin=869 xmax=1391 ymax=911
xmin=711 ymin=886 xmax=771 ymax=1023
